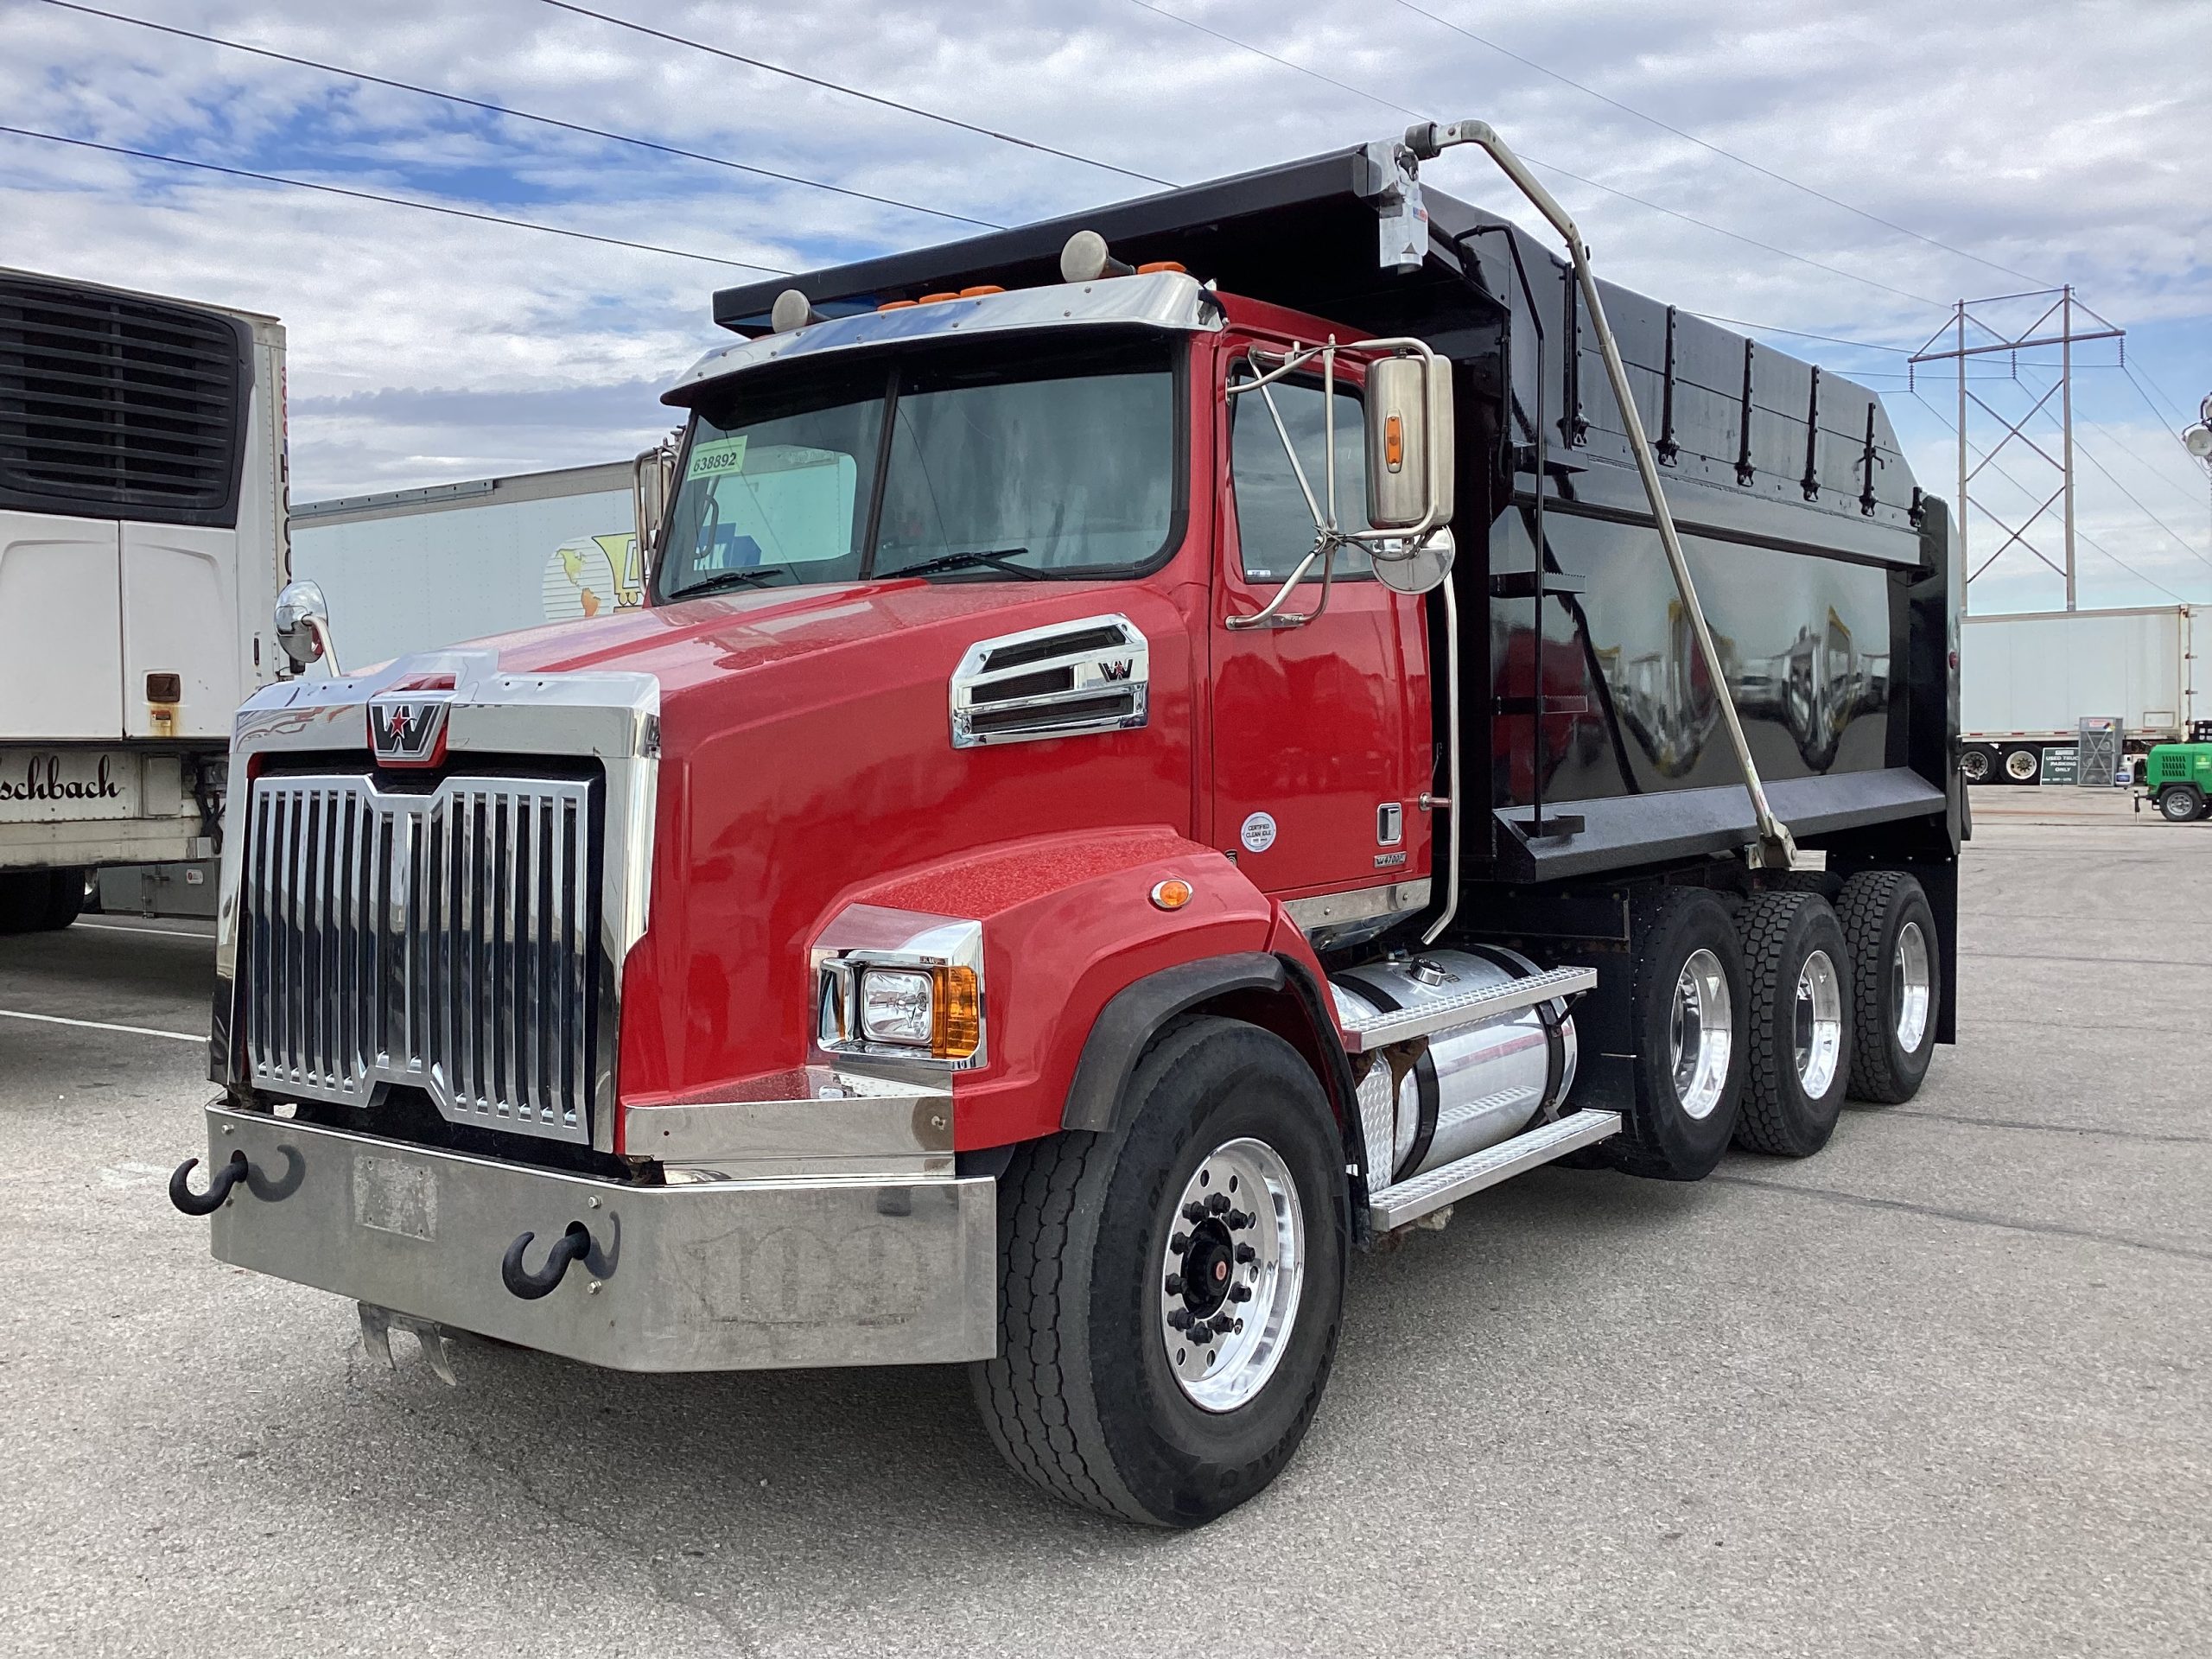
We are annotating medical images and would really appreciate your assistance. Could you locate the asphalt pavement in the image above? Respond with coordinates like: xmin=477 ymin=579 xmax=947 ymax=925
xmin=2 ymin=791 xmax=2206 ymax=1657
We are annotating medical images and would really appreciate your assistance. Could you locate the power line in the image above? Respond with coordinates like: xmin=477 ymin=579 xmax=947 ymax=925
xmin=2116 ymin=359 xmax=2204 ymax=462
xmin=540 ymin=0 xmax=1174 ymax=189
xmin=1387 ymin=0 xmax=2052 ymax=291
xmin=1909 ymin=389 xmax=2190 ymax=602
xmin=1122 ymin=0 xmax=1946 ymax=310
xmin=1687 ymin=313 xmax=1912 ymax=354
xmin=1999 ymin=367 xmax=2212 ymax=578
xmin=36 ymin=0 xmax=1001 ymax=231
xmin=0 ymin=125 xmax=789 ymax=271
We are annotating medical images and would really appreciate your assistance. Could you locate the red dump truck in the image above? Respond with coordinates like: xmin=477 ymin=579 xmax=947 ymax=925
xmin=170 ymin=124 xmax=1962 ymax=1527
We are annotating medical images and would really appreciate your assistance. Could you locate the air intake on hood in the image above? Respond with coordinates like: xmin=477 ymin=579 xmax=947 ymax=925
xmin=949 ymin=613 xmax=1150 ymax=749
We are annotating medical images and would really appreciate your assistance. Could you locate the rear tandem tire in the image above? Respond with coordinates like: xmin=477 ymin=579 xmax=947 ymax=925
xmin=39 ymin=868 xmax=87 ymax=930
xmin=1732 ymin=892 xmax=1853 ymax=1159
xmin=969 ymin=1016 xmax=1347 ymax=1528
xmin=0 ymin=870 xmax=53 ymax=934
xmin=1835 ymin=871 xmax=1942 ymax=1104
xmin=1606 ymin=888 xmax=1745 ymax=1181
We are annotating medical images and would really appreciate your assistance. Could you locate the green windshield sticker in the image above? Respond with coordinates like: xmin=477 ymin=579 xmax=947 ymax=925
xmin=685 ymin=435 xmax=749 ymax=480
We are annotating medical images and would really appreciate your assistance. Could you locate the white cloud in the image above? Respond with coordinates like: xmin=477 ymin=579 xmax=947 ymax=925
xmin=1 ymin=0 xmax=2205 ymax=602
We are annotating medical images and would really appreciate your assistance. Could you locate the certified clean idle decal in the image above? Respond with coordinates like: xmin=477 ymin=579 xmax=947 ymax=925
xmin=1239 ymin=811 xmax=1278 ymax=854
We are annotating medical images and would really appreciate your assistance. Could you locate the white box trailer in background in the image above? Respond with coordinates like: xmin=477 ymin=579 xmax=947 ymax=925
xmin=0 ymin=268 xmax=286 ymax=931
xmin=289 ymin=457 xmax=659 ymax=670
xmin=1961 ymin=605 xmax=2202 ymax=785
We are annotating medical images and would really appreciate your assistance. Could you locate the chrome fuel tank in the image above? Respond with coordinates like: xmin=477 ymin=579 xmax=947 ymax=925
xmin=1332 ymin=949 xmax=1579 ymax=1185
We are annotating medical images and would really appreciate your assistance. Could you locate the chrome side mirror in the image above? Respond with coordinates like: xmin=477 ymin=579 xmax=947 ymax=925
xmin=631 ymin=433 xmax=678 ymax=593
xmin=1365 ymin=353 xmax=1455 ymax=532
xmin=1373 ymin=525 xmax=1454 ymax=595
xmin=273 ymin=579 xmax=340 ymax=675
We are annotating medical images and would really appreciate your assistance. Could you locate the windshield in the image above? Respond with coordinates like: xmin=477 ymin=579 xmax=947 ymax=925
xmin=656 ymin=335 xmax=1179 ymax=599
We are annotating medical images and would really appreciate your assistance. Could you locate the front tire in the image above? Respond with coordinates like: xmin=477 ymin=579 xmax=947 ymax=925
xmin=1732 ymin=892 xmax=1853 ymax=1158
xmin=1836 ymin=872 xmax=1941 ymax=1103
xmin=971 ymin=1016 xmax=1346 ymax=1527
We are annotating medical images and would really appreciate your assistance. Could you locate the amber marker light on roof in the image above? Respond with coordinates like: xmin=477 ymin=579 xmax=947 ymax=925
xmin=1149 ymin=878 xmax=1194 ymax=911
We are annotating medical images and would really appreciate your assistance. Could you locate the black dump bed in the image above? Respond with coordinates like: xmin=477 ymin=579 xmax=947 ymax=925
xmin=713 ymin=142 xmax=1962 ymax=886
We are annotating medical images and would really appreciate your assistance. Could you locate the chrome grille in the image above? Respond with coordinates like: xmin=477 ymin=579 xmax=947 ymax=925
xmin=243 ymin=771 xmax=600 ymax=1143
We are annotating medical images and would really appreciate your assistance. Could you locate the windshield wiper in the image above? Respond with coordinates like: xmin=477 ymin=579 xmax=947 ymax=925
xmin=876 ymin=547 xmax=1044 ymax=582
xmin=665 ymin=566 xmax=791 ymax=601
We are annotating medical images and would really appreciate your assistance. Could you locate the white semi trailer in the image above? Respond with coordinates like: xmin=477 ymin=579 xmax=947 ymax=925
xmin=0 ymin=268 xmax=287 ymax=931
xmin=289 ymin=454 xmax=667 ymax=670
xmin=1960 ymin=604 xmax=2202 ymax=785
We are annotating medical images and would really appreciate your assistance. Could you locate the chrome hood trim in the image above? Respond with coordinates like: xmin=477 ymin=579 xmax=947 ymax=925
xmin=666 ymin=270 xmax=1219 ymax=404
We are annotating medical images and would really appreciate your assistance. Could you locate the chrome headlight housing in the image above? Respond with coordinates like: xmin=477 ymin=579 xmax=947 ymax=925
xmin=812 ymin=906 xmax=986 ymax=1070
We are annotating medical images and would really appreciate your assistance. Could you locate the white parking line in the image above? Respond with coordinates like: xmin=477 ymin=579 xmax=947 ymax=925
xmin=72 ymin=921 xmax=218 ymax=942
xmin=0 ymin=1007 xmax=202 ymax=1043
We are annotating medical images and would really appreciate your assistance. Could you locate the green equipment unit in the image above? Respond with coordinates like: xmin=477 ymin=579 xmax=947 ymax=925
xmin=2143 ymin=742 xmax=2212 ymax=822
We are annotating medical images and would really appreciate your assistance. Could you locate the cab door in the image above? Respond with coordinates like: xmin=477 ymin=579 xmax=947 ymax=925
xmin=1207 ymin=363 xmax=1432 ymax=902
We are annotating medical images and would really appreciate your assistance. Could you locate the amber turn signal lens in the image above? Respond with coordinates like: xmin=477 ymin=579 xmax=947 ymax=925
xmin=1135 ymin=260 xmax=1187 ymax=275
xmin=931 ymin=965 xmax=982 ymax=1058
xmin=1384 ymin=412 xmax=1404 ymax=471
xmin=1149 ymin=877 xmax=1194 ymax=912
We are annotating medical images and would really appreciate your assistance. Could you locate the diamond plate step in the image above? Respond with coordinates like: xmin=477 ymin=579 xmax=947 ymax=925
xmin=1367 ymin=1109 xmax=1622 ymax=1231
xmin=1336 ymin=965 xmax=1596 ymax=1054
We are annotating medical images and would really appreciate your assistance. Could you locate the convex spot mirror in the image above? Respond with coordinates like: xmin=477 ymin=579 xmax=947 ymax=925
xmin=1373 ymin=525 xmax=1454 ymax=594
xmin=1364 ymin=354 xmax=1455 ymax=534
xmin=273 ymin=579 xmax=332 ymax=668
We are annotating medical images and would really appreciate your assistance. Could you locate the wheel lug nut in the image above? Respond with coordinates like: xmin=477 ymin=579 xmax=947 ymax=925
xmin=1229 ymin=1284 xmax=1251 ymax=1303
xmin=1167 ymin=1308 xmax=1192 ymax=1331
xmin=1183 ymin=1201 xmax=1208 ymax=1224
xmin=1233 ymin=1243 xmax=1256 ymax=1263
xmin=1170 ymin=1231 xmax=1190 ymax=1254
xmin=1164 ymin=1273 xmax=1184 ymax=1295
xmin=1226 ymin=1209 xmax=1252 ymax=1230
xmin=1205 ymin=1192 xmax=1230 ymax=1215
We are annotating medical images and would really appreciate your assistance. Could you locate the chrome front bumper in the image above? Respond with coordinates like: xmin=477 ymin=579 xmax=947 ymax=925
xmin=201 ymin=1105 xmax=997 ymax=1371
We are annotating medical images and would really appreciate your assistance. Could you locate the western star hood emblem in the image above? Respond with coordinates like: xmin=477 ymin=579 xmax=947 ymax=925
xmin=368 ymin=691 xmax=453 ymax=767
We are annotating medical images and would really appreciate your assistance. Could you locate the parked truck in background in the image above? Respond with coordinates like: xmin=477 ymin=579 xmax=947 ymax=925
xmin=168 ymin=124 xmax=1964 ymax=1527
xmin=1960 ymin=604 xmax=2199 ymax=785
xmin=0 ymin=269 xmax=285 ymax=931
xmin=289 ymin=452 xmax=670 ymax=670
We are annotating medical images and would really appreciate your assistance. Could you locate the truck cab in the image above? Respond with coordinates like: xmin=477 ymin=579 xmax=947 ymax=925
xmin=172 ymin=128 xmax=1965 ymax=1528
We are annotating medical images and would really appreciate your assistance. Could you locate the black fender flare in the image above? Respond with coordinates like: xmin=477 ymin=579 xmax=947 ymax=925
xmin=1062 ymin=952 xmax=1288 ymax=1135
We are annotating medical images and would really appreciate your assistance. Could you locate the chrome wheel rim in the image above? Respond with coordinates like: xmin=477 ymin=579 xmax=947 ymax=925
xmin=1892 ymin=923 xmax=1932 ymax=1052
xmin=1793 ymin=949 xmax=1843 ymax=1097
xmin=2005 ymin=749 xmax=2038 ymax=781
xmin=1668 ymin=948 xmax=1733 ymax=1120
xmin=1159 ymin=1135 xmax=1305 ymax=1414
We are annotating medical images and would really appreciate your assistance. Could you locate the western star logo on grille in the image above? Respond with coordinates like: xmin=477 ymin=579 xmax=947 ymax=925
xmin=369 ymin=694 xmax=452 ymax=767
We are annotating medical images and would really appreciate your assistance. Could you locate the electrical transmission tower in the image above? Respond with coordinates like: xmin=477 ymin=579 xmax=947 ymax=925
xmin=1909 ymin=287 xmax=2123 ymax=612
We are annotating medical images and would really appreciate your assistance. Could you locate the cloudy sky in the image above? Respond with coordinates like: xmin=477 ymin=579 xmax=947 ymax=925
xmin=5 ymin=0 xmax=2208 ymax=612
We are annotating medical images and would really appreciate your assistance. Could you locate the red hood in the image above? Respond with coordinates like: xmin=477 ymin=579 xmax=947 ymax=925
xmin=527 ymin=578 xmax=1204 ymax=1113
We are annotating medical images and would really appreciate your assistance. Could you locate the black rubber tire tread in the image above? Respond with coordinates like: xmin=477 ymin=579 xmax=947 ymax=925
xmin=0 ymin=870 xmax=50 ymax=935
xmin=37 ymin=869 xmax=86 ymax=931
xmin=969 ymin=1122 xmax=1142 ymax=1521
xmin=1607 ymin=887 xmax=1745 ymax=1182
xmin=969 ymin=1015 xmax=1345 ymax=1527
xmin=1731 ymin=892 xmax=1852 ymax=1158
xmin=1835 ymin=871 xmax=1939 ymax=1105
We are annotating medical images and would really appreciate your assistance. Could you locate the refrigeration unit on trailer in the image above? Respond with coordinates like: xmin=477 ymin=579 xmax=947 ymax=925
xmin=1960 ymin=604 xmax=2199 ymax=785
xmin=168 ymin=124 xmax=1963 ymax=1527
xmin=0 ymin=268 xmax=285 ymax=931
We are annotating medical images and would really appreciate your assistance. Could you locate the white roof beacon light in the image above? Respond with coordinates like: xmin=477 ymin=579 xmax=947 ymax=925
xmin=1060 ymin=231 xmax=1134 ymax=284
xmin=770 ymin=289 xmax=821 ymax=334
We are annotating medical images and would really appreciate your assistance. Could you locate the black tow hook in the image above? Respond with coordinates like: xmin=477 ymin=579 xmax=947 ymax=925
xmin=169 ymin=1150 xmax=250 ymax=1216
xmin=501 ymin=1221 xmax=594 ymax=1300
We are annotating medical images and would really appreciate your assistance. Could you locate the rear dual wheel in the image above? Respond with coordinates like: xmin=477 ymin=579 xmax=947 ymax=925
xmin=1733 ymin=892 xmax=1853 ymax=1158
xmin=0 ymin=868 xmax=86 ymax=934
